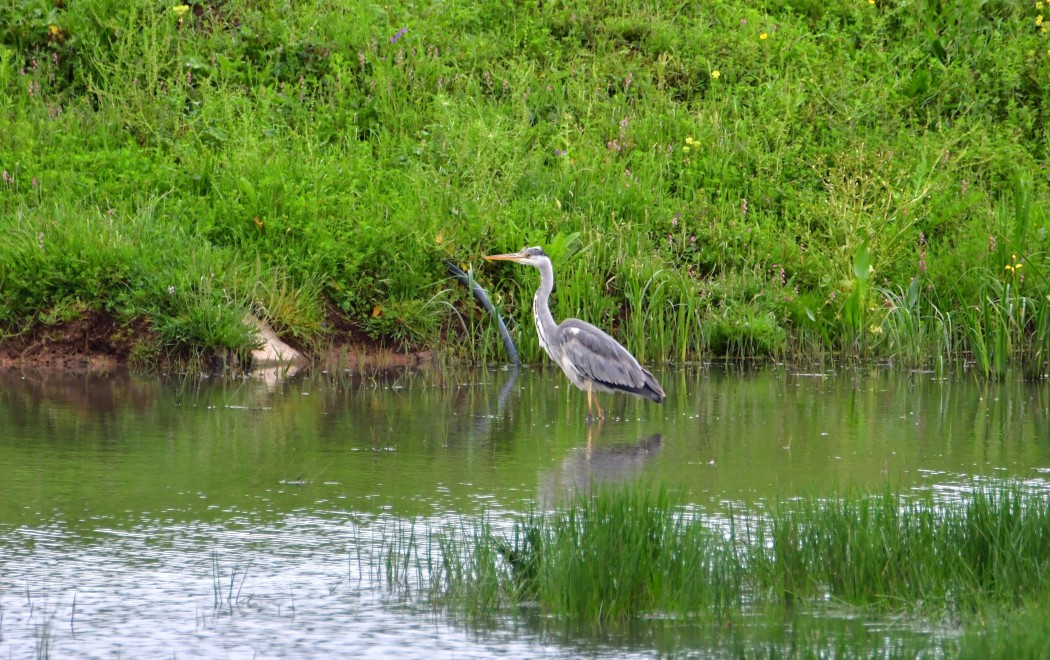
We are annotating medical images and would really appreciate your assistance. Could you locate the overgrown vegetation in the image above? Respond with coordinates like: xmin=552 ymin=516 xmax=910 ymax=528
xmin=379 ymin=483 xmax=1050 ymax=652
xmin=2 ymin=1 xmax=1048 ymax=369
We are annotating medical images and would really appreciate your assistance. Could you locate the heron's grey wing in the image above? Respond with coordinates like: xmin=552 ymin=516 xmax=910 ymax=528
xmin=557 ymin=320 xmax=665 ymax=402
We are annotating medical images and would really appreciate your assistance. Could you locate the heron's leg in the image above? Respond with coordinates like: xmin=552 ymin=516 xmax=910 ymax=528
xmin=585 ymin=384 xmax=594 ymax=422
xmin=586 ymin=416 xmax=603 ymax=452
xmin=594 ymin=394 xmax=604 ymax=420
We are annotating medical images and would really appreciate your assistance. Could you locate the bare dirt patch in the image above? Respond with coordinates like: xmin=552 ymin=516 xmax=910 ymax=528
xmin=0 ymin=312 xmax=152 ymax=371
xmin=0 ymin=311 xmax=433 ymax=372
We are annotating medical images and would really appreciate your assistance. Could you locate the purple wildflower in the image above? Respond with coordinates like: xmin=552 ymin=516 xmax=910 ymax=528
xmin=554 ymin=148 xmax=566 ymax=157
xmin=1 ymin=170 xmax=10 ymax=185
xmin=390 ymin=27 xmax=407 ymax=44
xmin=771 ymin=264 xmax=785 ymax=285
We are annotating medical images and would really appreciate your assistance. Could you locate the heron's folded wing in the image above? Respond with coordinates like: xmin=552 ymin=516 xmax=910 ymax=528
xmin=558 ymin=320 xmax=649 ymax=391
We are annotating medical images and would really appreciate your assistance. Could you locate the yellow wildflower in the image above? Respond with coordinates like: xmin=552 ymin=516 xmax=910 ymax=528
xmin=683 ymin=145 xmax=691 ymax=153
xmin=760 ymin=33 xmax=768 ymax=40
xmin=1038 ymin=14 xmax=1044 ymax=26
xmin=711 ymin=70 xmax=720 ymax=79
xmin=173 ymin=4 xmax=190 ymax=17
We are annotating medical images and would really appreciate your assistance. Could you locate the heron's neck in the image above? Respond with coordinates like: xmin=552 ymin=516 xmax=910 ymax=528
xmin=533 ymin=259 xmax=560 ymax=348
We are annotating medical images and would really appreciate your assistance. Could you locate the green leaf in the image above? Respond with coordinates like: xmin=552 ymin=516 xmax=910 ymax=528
xmin=853 ymin=243 xmax=870 ymax=284
xmin=237 ymin=177 xmax=258 ymax=206
xmin=906 ymin=276 xmax=921 ymax=310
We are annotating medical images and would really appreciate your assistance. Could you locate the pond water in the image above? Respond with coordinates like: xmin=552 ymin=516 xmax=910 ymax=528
xmin=1 ymin=365 xmax=1048 ymax=657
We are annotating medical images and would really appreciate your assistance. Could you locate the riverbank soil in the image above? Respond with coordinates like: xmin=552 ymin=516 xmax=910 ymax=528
xmin=0 ymin=312 xmax=432 ymax=372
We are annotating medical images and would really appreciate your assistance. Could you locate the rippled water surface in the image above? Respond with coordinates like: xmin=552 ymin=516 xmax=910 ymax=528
xmin=1 ymin=366 xmax=1048 ymax=657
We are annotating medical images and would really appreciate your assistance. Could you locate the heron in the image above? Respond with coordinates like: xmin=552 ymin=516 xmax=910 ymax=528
xmin=485 ymin=246 xmax=665 ymax=420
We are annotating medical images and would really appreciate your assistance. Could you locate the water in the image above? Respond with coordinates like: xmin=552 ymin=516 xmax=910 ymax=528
xmin=1 ymin=366 xmax=1047 ymax=657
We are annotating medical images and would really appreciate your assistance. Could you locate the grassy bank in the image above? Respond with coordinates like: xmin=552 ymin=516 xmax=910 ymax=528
xmin=378 ymin=483 xmax=1050 ymax=653
xmin=2 ymin=1 xmax=1049 ymax=370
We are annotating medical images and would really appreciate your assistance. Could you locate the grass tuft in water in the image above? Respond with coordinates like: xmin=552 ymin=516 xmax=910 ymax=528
xmin=750 ymin=484 xmax=1050 ymax=615
xmin=388 ymin=482 xmax=1050 ymax=627
xmin=506 ymin=487 xmax=740 ymax=622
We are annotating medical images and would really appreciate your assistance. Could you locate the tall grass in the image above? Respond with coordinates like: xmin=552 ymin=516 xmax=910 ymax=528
xmin=751 ymin=485 xmax=1050 ymax=612
xmin=383 ymin=483 xmax=1050 ymax=626
xmin=419 ymin=487 xmax=740 ymax=623
xmin=3 ymin=1 xmax=1050 ymax=368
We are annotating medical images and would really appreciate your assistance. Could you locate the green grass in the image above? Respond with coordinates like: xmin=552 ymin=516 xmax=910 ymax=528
xmin=2 ymin=1 xmax=1050 ymax=369
xmin=751 ymin=484 xmax=1050 ymax=612
xmin=383 ymin=482 xmax=1050 ymax=631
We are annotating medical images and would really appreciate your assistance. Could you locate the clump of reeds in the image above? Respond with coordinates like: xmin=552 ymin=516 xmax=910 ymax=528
xmin=385 ymin=482 xmax=1050 ymax=626
xmin=750 ymin=485 xmax=1050 ymax=612
xmin=504 ymin=488 xmax=740 ymax=622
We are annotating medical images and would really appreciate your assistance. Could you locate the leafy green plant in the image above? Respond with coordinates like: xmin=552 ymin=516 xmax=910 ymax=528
xmin=2 ymin=0 xmax=1050 ymax=368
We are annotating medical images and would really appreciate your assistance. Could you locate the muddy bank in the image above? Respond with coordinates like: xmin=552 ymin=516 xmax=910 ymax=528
xmin=0 ymin=312 xmax=434 ymax=372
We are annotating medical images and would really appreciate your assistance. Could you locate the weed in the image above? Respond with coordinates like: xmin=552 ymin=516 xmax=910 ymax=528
xmin=383 ymin=482 xmax=1050 ymax=628
xmin=2 ymin=1 xmax=1049 ymax=369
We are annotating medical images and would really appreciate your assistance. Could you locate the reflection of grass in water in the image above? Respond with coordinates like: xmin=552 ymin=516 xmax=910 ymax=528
xmin=957 ymin=598 xmax=1050 ymax=659
xmin=384 ymin=483 xmax=1050 ymax=638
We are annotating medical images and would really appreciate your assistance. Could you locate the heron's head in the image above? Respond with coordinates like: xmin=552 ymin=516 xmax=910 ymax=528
xmin=484 ymin=246 xmax=549 ymax=267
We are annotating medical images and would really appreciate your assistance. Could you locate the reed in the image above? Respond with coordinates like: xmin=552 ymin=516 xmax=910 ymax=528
xmin=384 ymin=482 xmax=1050 ymax=627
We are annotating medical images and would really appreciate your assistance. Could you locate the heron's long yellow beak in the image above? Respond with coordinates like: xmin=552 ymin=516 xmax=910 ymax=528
xmin=484 ymin=252 xmax=526 ymax=262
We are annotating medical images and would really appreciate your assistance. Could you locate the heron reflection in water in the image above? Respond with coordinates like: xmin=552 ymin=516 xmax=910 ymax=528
xmin=485 ymin=247 xmax=665 ymax=420
xmin=539 ymin=433 xmax=664 ymax=506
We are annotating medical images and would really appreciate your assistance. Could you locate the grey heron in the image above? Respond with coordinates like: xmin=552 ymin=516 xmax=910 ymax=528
xmin=485 ymin=246 xmax=665 ymax=420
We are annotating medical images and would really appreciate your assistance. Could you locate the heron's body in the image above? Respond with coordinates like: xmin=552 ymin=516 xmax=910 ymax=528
xmin=486 ymin=246 xmax=665 ymax=419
